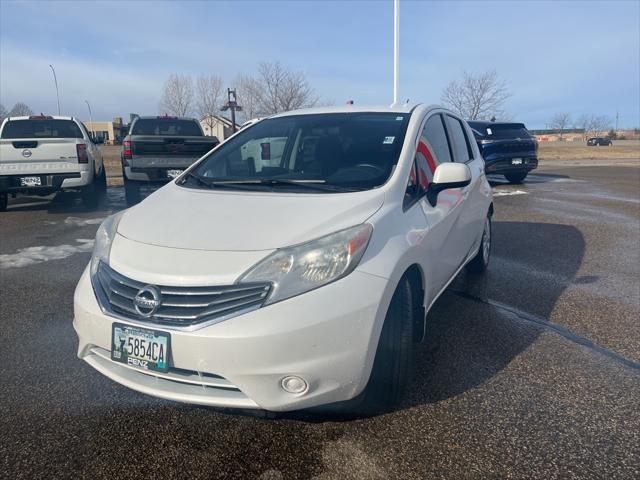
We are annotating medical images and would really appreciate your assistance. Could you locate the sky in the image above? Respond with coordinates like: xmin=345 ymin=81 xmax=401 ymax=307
xmin=1 ymin=0 xmax=639 ymax=128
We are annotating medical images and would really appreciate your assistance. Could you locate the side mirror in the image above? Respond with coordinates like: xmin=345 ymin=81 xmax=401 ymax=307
xmin=427 ymin=163 xmax=471 ymax=207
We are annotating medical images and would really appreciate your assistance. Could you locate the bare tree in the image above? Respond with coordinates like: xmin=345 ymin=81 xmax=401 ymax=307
xmin=196 ymin=75 xmax=224 ymax=136
xmin=8 ymin=102 xmax=33 ymax=117
xmin=441 ymin=70 xmax=511 ymax=120
xmin=548 ymin=112 xmax=572 ymax=139
xmin=236 ymin=62 xmax=318 ymax=118
xmin=0 ymin=104 xmax=7 ymax=122
xmin=159 ymin=74 xmax=194 ymax=117
xmin=575 ymin=114 xmax=612 ymax=138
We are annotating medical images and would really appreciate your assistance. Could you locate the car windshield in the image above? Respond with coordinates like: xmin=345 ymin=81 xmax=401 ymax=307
xmin=184 ymin=112 xmax=411 ymax=192
xmin=1 ymin=119 xmax=83 ymax=139
xmin=471 ymin=122 xmax=531 ymax=139
xmin=131 ymin=118 xmax=203 ymax=136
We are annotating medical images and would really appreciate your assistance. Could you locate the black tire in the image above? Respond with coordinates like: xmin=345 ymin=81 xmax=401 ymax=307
xmin=96 ymin=166 xmax=107 ymax=193
xmin=360 ymin=276 xmax=414 ymax=413
xmin=0 ymin=193 xmax=7 ymax=212
xmin=504 ymin=171 xmax=528 ymax=184
xmin=467 ymin=215 xmax=492 ymax=273
xmin=80 ymin=179 xmax=99 ymax=209
xmin=124 ymin=177 xmax=141 ymax=206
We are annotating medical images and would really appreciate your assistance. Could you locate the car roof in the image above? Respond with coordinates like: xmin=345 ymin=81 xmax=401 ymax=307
xmin=4 ymin=115 xmax=77 ymax=121
xmin=135 ymin=116 xmax=198 ymax=121
xmin=467 ymin=120 xmax=525 ymax=127
xmin=270 ymin=103 xmax=426 ymax=118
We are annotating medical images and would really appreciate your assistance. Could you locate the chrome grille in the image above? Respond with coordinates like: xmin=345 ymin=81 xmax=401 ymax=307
xmin=93 ymin=262 xmax=271 ymax=329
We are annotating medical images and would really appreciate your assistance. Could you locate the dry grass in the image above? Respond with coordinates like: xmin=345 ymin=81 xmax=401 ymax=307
xmin=538 ymin=141 xmax=640 ymax=161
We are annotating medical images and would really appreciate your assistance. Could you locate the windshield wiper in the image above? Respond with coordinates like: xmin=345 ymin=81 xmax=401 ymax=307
xmin=206 ymin=178 xmax=358 ymax=192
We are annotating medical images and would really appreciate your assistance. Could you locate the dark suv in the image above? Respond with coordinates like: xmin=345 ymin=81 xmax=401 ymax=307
xmin=468 ymin=121 xmax=538 ymax=183
xmin=587 ymin=137 xmax=612 ymax=146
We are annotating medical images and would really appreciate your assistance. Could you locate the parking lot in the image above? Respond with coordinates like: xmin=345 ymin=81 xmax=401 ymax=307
xmin=1 ymin=156 xmax=639 ymax=478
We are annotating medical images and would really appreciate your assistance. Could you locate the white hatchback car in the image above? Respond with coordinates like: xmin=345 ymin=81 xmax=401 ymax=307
xmin=74 ymin=104 xmax=493 ymax=413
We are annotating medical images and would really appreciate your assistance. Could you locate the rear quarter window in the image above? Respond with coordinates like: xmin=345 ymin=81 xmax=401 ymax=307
xmin=1 ymin=119 xmax=83 ymax=139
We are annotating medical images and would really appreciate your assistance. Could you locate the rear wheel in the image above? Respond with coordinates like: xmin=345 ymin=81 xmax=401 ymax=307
xmin=360 ymin=276 xmax=414 ymax=413
xmin=0 ymin=193 xmax=7 ymax=212
xmin=504 ymin=171 xmax=528 ymax=184
xmin=467 ymin=215 xmax=492 ymax=273
xmin=124 ymin=177 xmax=142 ymax=206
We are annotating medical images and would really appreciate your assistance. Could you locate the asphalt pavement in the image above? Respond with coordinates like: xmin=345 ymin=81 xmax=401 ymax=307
xmin=1 ymin=163 xmax=638 ymax=479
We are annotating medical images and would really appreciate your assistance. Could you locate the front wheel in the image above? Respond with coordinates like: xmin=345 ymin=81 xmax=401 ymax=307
xmin=467 ymin=215 xmax=492 ymax=273
xmin=360 ymin=276 xmax=414 ymax=413
xmin=504 ymin=171 xmax=528 ymax=184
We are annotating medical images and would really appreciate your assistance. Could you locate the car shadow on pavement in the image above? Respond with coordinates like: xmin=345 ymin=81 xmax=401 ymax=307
xmin=488 ymin=171 xmax=571 ymax=187
xmin=402 ymin=221 xmax=585 ymax=408
xmin=4 ymin=186 xmax=126 ymax=214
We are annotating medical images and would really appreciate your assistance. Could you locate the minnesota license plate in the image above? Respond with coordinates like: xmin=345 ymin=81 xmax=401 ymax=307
xmin=511 ymin=158 xmax=523 ymax=165
xmin=166 ymin=169 xmax=184 ymax=179
xmin=111 ymin=323 xmax=170 ymax=372
xmin=20 ymin=176 xmax=41 ymax=187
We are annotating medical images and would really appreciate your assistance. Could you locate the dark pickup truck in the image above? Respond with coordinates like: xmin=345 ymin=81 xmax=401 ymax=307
xmin=121 ymin=116 xmax=219 ymax=205
xmin=468 ymin=121 xmax=538 ymax=183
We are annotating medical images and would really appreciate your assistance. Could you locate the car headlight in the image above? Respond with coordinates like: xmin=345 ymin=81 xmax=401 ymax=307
xmin=239 ymin=223 xmax=373 ymax=305
xmin=90 ymin=211 xmax=125 ymax=276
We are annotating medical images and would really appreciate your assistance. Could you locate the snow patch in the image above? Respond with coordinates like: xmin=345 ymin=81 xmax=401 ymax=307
xmin=0 ymin=239 xmax=94 ymax=269
xmin=492 ymin=189 xmax=529 ymax=197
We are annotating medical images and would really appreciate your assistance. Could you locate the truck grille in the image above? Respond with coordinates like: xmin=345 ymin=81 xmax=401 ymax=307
xmin=92 ymin=262 xmax=271 ymax=329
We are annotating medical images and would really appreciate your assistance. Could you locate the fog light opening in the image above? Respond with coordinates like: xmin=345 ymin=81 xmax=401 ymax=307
xmin=281 ymin=376 xmax=308 ymax=395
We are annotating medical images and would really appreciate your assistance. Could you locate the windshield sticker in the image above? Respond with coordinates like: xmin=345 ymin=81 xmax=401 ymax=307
xmin=395 ymin=116 xmax=404 ymax=121
xmin=383 ymin=136 xmax=395 ymax=144
xmin=487 ymin=128 xmax=493 ymax=135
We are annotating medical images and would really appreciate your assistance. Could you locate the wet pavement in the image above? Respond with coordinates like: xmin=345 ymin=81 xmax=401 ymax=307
xmin=1 ymin=163 xmax=639 ymax=479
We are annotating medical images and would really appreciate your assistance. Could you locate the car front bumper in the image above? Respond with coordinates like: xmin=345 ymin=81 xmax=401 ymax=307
xmin=73 ymin=265 xmax=392 ymax=412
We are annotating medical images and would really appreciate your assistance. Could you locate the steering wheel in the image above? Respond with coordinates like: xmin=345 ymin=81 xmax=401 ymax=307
xmin=353 ymin=163 xmax=385 ymax=175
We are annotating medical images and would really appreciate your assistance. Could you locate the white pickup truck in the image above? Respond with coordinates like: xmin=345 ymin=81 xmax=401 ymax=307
xmin=0 ymin=115 xmax=106 ymax=211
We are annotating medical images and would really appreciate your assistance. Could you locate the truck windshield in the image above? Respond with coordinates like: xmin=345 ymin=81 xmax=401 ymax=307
xmin=1 ymin=119 xmax=83 ymax=139
xmin=131 ymin=119 xmax=203 ymax=136
xmin=183 ymin=112 xmax=411 ymax=192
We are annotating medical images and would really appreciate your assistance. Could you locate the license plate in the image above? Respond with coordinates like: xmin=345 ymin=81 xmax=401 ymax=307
xmin=111 ymin=323 xmax=170 ymax=372
xmin=511 ymin=158 xmax=523 ymax=165
xmin=166 ymin=169 xmax=184 ymax=179
xmin=20 ymin=176 xmax=41 ymax=187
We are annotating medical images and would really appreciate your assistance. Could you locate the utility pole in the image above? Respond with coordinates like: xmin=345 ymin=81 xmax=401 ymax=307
xmin=221 ymin=88 xmax=243 ymax=134
xmin=393 ymin=0 xmax=399 ymax=104
xmin=85 ymin=100 xmax=94 ymax=140
xmin=615 ymin=111 xmax=619 ymax=132
xmin=49 ymin=64 xmax=61 ymax=115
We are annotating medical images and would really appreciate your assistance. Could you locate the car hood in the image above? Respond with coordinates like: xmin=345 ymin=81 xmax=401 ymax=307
xmin=117 ymin=182 xmax=385 ymax=251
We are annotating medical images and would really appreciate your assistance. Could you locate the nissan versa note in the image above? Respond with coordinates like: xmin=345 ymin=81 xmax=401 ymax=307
xmin=73 ymin=104 xmax=493 ymax=413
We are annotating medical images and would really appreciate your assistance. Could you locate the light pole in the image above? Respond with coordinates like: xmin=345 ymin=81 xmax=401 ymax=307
xmin=393 ymin=0 xmax=399 ymax=104
xmin=85 ymin=100 xmax=94 ymax=140
xmin=49 ymin=64 xmax=61 ymax=115
xmin=221 ymin=88 xmax=243 ymax=134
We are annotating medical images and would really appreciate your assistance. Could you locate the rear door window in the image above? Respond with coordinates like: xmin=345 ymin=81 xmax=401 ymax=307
xmin=1 ymin=119 xmax=83 ymax=139
xmin=445 ymin=115 xmax=474 ymax=163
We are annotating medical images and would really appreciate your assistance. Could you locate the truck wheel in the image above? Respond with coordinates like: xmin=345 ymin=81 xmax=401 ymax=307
xmin=96 ymin=167 xmax=107 ymax=193
xmin=0 ymin=193 xmax=7 ymax=212
xmin=504 ymin=171 xmax=528 ymax=184
xmin=124 ymin=178 xmax=141 ymax=206
xmin=467 ymin=215 xmax=492 ymax=273
xmin=360 ymin=276 xmax=414 ymax=414
xmin=80 ymin=182 xmax=99 ymax=209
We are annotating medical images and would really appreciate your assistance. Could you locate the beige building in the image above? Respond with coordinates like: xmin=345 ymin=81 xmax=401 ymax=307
xmin=199 ymin=115 xmax=238 ymax=141
xmin=83 ymin=117 xmax=124 ymax=144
